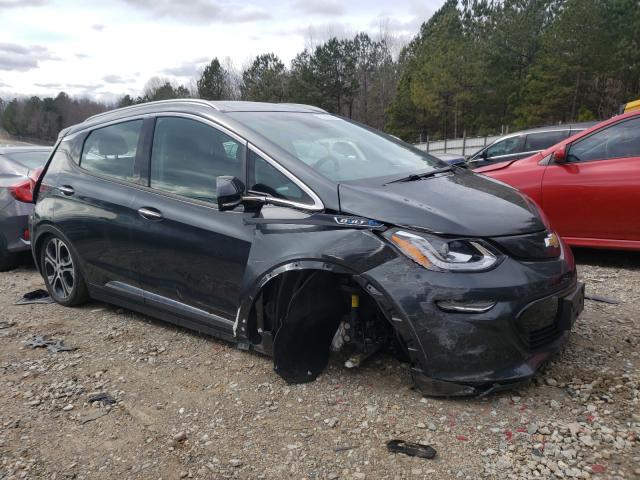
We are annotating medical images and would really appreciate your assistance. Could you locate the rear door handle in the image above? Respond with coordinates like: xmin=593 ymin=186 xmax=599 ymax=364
xmin=138 ymin=207 xmax=164 ymax=221
xmin=59 ymin=185 xmax=75 ymax=196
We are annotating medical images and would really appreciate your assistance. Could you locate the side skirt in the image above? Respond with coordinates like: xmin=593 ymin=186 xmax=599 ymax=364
xmin=565 ymin=236 xmax=640 ymax=251
xmin=89 ymin=282 xmax=237 ymax=344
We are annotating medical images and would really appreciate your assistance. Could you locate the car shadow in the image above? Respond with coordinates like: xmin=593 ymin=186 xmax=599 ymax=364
xmin=572 ymin=247 xmax=640 ymax=270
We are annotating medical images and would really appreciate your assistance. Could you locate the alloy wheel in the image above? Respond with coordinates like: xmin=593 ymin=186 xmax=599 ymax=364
xmin=43 ymin=238 xmax=75 ymax=299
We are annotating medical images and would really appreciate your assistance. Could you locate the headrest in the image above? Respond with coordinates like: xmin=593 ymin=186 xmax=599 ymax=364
xmin=98 ymin=132 xmax=129 ymax=156
xmin=332 ymin=141 xmax=358 ymax=157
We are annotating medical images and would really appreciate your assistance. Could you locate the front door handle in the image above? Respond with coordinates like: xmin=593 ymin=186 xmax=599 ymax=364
xmin=59 ymin=185 xmax=75 ymax=196
xmin=138 ymin=207 xmax=164 ymax=221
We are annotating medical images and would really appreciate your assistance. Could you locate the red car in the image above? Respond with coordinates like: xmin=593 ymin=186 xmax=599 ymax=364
xmin=474 ymin=111 xmax=640 ymax=250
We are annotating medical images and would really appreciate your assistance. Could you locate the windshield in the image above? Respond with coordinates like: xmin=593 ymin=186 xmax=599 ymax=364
xmin=227 ymin=112 xmax=444 ymax=182
xmin=4 ymin=151 xmax=50 ymax=169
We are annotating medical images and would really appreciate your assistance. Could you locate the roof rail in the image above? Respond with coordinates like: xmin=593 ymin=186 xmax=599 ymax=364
xmin=281 ymin=103 xmax=327 ymax=113
xmin=84 ymin=98 xmax=218 ymax=122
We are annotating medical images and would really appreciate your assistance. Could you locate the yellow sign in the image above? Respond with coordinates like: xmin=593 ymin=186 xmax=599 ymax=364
xmin=623 ymin=99 xmax=640 ymax=113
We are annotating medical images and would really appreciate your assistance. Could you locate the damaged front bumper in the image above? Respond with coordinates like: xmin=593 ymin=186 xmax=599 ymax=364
xmin=361 ymin=251 xmax=584 ymax=397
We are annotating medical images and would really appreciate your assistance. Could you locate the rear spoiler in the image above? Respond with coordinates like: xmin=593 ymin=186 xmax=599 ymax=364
xmin=57 ymin=126 xmax=72 ymax=139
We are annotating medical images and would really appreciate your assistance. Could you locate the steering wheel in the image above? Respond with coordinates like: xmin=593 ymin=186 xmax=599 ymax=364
xmin=313 ymin=155 xmax=341 ymax=173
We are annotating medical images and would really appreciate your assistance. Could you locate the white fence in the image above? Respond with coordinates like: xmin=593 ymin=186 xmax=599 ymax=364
xmin=414 ymin=134 xmax=501 ymax=157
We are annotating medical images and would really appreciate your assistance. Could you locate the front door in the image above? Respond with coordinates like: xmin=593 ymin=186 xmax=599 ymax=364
xmin=129 ymin=115 xmax=254 ymax=334
xmin=541 ymin=116 xmax=640 ymax=242
xmin=469 ymin=135 xmax=525 ymax=168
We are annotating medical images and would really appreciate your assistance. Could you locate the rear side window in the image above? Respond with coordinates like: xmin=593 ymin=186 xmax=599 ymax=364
xmin=81 ymin=120 xmax=143 ymax=182
xmin=150 ymin=117 xmax=244 ymax=203
xmin=248 ymin=149 xmax=313 ymax=205
xmin=568 ymin=117 xmax=640 ymax=162
xmin=524 ymin=131 xmax=569 ymax=151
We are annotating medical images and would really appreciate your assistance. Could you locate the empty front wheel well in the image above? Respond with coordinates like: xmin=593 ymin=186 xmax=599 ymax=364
xmin=245 ymin=268 xmax=403 ymax=384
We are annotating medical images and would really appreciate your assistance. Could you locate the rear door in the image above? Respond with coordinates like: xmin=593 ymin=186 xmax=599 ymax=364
xmin=523 ymin=130 xmax=570 ymax=154
xmin=541 ymin=116 xmax=640 ymax=241
xmin=129 ymin=115 xmax=254 ymax=334
xmin=51 ymin=119 xmax=148 ymax=294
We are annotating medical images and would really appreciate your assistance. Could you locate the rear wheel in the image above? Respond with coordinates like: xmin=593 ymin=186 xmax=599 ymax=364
xmin=0 ymin=236 xmax=20 ymax=272
xmin=40 ymin=235 xmax=89 ymax=306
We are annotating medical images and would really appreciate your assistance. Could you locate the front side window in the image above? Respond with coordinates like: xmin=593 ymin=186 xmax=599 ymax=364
xmin=524 ymin=131 xmax=568 ymax=151
xmin=150 ymin=117 xmax=244 ymax=203
xmin=248 ymin=149 xmax=313 ymax=205
xmin=485 ymin=136 xmax=522 ymax=158
xmin=568 ymin=117 xmax=640 ymax=162
xmin=226 ymin=112 xmax=443 ymax=183
xmin=81 ymin=120 xmax=143 ymax=182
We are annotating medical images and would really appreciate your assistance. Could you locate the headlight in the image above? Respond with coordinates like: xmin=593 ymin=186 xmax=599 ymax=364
xmin=384 ymin=229 xmax=500 ymax=272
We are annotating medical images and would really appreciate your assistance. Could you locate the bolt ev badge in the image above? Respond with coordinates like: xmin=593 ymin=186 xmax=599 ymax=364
xmin=544 ymin=232 xmax=560 ymax=249
xmin=334 ymin=216 xmax=382 ymax=227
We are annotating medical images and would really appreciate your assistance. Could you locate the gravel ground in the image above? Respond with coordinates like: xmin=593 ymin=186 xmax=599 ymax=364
xmin=0 ymin=249 xmax=639 ymax=480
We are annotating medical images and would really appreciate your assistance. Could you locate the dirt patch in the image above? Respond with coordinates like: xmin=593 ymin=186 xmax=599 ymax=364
xmin=0 ymin=249 xmax=639 ymax=479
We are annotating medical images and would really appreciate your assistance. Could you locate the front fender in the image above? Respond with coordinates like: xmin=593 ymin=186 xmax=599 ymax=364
xmin=235 ymin=221 xmax=397 ymax=337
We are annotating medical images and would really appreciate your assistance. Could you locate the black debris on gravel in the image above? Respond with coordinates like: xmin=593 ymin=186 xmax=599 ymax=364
xmin=15 ymin=289 xmax=54 ymax=305
xmin=584 ymin=293 xmax=621 ymax=304
xmin=25 ymin=335 xmax=77 ymax=353
xmin=386 ymin=439 xmax=437 ymax=459
xmin=88 ymin=392 xmax=117 ymax=406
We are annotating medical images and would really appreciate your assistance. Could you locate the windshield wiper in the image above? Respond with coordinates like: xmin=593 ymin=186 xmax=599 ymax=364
xmin=386 ymin=166 xmax=453 ymax=184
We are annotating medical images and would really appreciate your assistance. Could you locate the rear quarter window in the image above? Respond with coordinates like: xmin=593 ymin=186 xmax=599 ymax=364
xmin=80 ymin=120 xmax=143 ymax=183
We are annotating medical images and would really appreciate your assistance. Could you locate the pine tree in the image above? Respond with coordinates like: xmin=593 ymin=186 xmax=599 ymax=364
xmin=197 ymin=58 xmax=229 ymax=100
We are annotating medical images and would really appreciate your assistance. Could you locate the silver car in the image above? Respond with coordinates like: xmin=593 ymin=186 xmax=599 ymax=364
xmin=0 ymin=146 xmax=51 ymax=270
xmin=467 ymin=122 xmax=597 ymax=168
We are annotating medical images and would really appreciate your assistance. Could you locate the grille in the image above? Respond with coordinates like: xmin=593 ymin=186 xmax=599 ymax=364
xmin=491 ymin=230 xmax=561 ymax=260
xmin=518 ymin=297 xmax=563 ymax=349
xmin=525 ymin=322 xmax=563 ymax=349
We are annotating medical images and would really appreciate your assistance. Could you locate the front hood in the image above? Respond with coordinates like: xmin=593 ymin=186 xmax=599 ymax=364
xmin=338 ymin=169 xmax=545 ymax=237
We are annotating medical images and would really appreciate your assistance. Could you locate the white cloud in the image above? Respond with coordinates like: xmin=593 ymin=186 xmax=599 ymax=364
xmin=102 ymin=74 xmax=133 ymax=84
xmin=162 ymin=57 xmax=209 ymax=78
xmin=292 ymin=0 xmax=345 ymax=16
xmin=120 ymin=0 xmax=271 ymax=24
xmin=0 ymin=0 xmax=444 ymax=100
xmin=0 ymin=42 xmax=60 ymax=71
xmin=0 ymin=0 xmax=47 ymax=7
xmin=34 ymin=82 xmax=62 ymax=88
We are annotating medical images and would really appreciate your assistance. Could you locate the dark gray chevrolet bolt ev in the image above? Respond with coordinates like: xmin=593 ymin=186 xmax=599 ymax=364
xmin=31 ymin=100 xmax=584 ymax=396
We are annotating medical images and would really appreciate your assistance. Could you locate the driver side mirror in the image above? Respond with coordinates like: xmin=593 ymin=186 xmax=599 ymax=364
xmin=217 ymin=176 xmax=245 ymax=211
xmin=553 ymin=145 xmax=568 ymax=163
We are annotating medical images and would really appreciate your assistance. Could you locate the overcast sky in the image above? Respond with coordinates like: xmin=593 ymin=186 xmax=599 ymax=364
xmin=0 ymin=0 xmax=443 ymax=103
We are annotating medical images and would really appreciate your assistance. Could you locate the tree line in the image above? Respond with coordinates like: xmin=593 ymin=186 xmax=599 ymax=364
xmin=388 ymin=0 xmax=639 ymax=141
xmin=117 ymin=31 xmax=399 ymax=133
xmin=1 ymin=0 xmax=639 ymax=144
xmin=0 ymin=93 xmax=107 ymax=143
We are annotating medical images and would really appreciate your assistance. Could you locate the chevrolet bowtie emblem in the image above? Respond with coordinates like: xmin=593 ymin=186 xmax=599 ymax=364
xmin=544 ymin=232 xmax=560 ymax=249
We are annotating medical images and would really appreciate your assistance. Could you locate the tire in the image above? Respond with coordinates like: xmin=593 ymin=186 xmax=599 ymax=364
xmin=0 ymin=249 xmax=19 ymax=272
xmin=0 ymin=235 xmax=20 ymax=272
xmin=39 ymin=234 xmax=89 ymax=307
